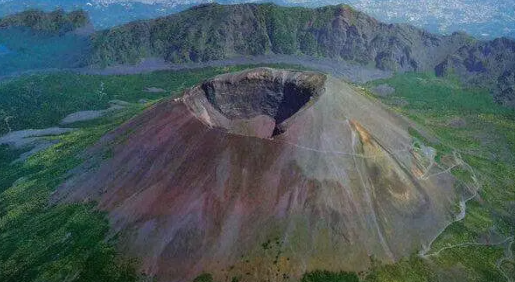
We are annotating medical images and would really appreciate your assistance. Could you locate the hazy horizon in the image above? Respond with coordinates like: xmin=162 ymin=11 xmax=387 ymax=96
xmin=0 ymin=0 xmax=514 ymax=39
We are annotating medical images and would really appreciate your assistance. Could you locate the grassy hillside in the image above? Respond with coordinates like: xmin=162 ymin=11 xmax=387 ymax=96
xmin=362 ymin=73 xmax=515 ymax=281
xmin=0 ymin=64 xmax=310 ymax=135
xmin=0 ymin=68 xmax=219 ymax=134
xmin=0 ymin=110 xmax=141 ymax=282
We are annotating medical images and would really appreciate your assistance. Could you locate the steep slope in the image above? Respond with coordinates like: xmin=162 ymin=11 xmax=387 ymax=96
xmin=89 ymin=3 xmax=515 ymax=106
xmin=54 ymin=68 xmax=461 ymax=282
xmin=90 ymin=3 xmax=471 ymax=72
xmin=436 ymin=37 xmax=515 ymax=107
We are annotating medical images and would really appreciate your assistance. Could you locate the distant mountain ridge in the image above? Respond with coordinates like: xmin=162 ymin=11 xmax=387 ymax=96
xmin=0 ymin=9 xmax=91 ymax=34
xmin=0 ymin=0 xmax=513 ymax=39
xmin=1 ymin=5 xmax=515 ymax=107
xmin=90 ymin=3 xmax=472 ymax=71
xmin=0 ymin=10 xmax=92 ymax=76
xmin=89 ymin=3 xmax=515 ymax=106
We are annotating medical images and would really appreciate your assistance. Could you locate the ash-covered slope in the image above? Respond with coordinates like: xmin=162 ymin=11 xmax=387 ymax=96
xmin=54 ymin=68 xmax=459 ymax=281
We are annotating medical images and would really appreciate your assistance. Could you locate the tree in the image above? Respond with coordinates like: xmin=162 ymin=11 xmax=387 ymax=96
xmin=0 ymin=109 xmax=14 ymax=133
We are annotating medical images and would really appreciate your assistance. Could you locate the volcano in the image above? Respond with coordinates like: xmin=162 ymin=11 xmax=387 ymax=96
xmin=54 ymin=68 xmax=457 ymax=281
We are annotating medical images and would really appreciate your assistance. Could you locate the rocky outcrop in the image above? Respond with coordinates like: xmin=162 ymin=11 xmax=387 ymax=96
xmin=436 ymin=37 xmax=515 ymax=107
xmin=53 ymin=68 xmax=461 ymax=282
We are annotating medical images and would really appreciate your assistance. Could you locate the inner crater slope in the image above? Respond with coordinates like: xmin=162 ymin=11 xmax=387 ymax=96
xmin=182 ymin=68 xmax=326 ymax=138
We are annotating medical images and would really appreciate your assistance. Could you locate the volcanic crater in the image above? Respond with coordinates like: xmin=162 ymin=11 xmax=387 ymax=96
xmin=182 ymin=69 xmax=326 ymax=138
xmin=54 ymin=68 xmax=462 ymax=282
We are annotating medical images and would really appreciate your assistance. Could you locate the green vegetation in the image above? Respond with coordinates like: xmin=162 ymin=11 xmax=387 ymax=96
xmin=365 ymin=255 xmax=435 ymax=282
xmin=0 ymin=110 xmax=142 ymax=282
xmin=369 ymin=73 xmax=513 ymax=116
xmin=361 ymin=72 xmax=515 ymax=281
xmin=90 ymin=3 xmax=366 ymax=66
xmin=301 ymin=270 xmax=360 ymax=282
xmin=193 ymin=273 xmax=214 ymax=282
xmin=0 ymin=9 xmax=89 ymax=34
xmin=263 ymin=5 xmax=304 ymax=55
xmin=0 ymin=64 xmax=306 ymax=135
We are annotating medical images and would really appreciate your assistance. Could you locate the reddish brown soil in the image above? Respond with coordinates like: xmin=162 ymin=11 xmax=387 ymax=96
xmin=54 ymin=68 xmax=457 ymax=282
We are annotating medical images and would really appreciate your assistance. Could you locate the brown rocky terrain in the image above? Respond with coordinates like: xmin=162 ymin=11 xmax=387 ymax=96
xmin=53 ymin=68 xmax=460 ymax=282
